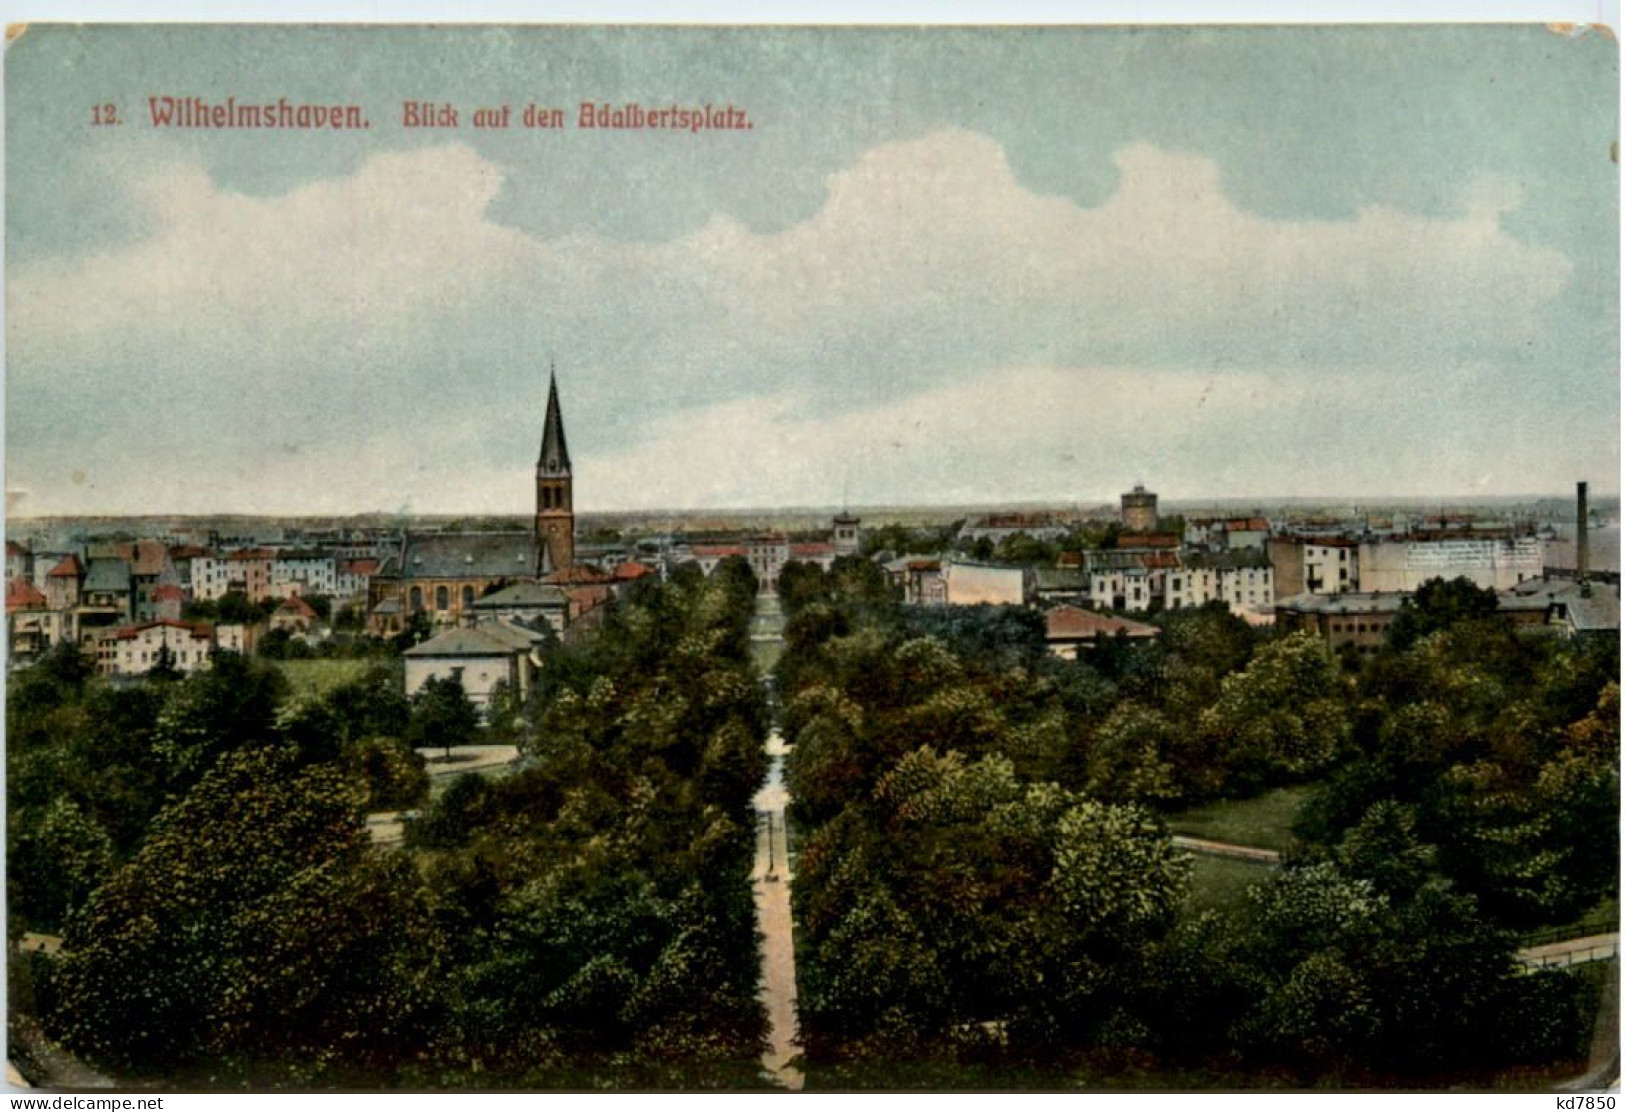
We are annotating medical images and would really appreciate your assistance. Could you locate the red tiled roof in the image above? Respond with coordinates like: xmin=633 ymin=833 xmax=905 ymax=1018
xmin=1057 ymin=551 xmax=1084 ymax=567
xmin=276 ymin=595 xmax=317 ymax=618
xmin=1045 ymin=605 xmax=1160 ymax=641
xmin=691 ymin=544 xmax=746 ymax=559
xmin=546 ymin=564 xmax=615 ymax=585
xmin=47 ymin=554 xmax=83 ymax=579
xmin=152 ymin=584 xmax=186 ymax=602
xmin=1225 ymin=518 xmax=1270 ymax=532
xmin=339 ymin=558 xmax=380 ymax=576
xmin=6 ymin=578 xmax=47 ymax=612
xmin=168 ymin=545 xmax=212 ymax=560
xmin=790 ymin=542 xmax=834 ymax=558
xmin=906 ymin=560 xmax=941 ymax=572
xmin=226 ymin=547 xmax=275 ymax=561
xmin=614 ymin=560 xmax=656 ymax=580
xmin=106 ymin=619 xmax=212 ymax=642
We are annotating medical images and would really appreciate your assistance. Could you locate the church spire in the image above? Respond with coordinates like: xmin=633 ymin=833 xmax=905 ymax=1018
xmin=535 ymin=364 xmax=575 ymax=575
xmin=538 ymin=364 xmax=571 ymax=475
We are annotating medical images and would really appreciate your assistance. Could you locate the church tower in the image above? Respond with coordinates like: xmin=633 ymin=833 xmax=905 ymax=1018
xmin=535 ymin=369 xmax=574 ymax=575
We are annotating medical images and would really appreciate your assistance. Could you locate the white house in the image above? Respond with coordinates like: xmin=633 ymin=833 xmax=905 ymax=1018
xmin=96 ymin=619 xmax=216 ymax=677
xmin=271 ymin=550 xmax=337 ymax=598
xmin=402 ymin=619 xmax=549 ymax=712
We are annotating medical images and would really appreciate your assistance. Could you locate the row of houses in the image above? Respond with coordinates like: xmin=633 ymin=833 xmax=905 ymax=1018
xmin=5 ymin=533 xmax=389 ymax=673
xmin=885 ymin=544 xmax=1277 ymax=622
xmin=10 ymin=539 xmax=382 ymax=618
xmin=1267 ymin=530 xmax=1547 ymax=597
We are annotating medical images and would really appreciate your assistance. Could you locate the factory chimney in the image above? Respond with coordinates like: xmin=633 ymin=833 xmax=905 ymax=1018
xmin=1577 ymin=480 xmax=1591 ymax=596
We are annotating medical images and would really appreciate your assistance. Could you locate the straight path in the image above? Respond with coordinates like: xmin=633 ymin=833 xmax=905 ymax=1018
xmin=1171 ymin=834 xmax=1283 ymax=865
xmin=749 ymin=593 xmax=803 ymax=1090
xmin=414 ymin=744 xmax=520 ymax=776
xmin=753 ymin=730 xmax=802 ymax=1090
xmin=1515 ymin=932 xmax=1619 ymax=973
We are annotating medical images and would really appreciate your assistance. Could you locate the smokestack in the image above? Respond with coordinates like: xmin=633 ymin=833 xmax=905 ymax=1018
xmin=1577 ymin=480 xmax=1590 ymax=593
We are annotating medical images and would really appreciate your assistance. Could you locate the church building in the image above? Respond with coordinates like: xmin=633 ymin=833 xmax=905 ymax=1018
xmin=368 ymin=371 xmax=576 ymax=634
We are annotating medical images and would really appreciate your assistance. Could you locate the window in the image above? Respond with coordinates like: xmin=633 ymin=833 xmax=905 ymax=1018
xmin=435 ymin=586 xmax=450 ymax=610
xmin=462 ymin=585 xmax=474 ymax=610
xmin=410 ymin=586 xmax=424 ymax=611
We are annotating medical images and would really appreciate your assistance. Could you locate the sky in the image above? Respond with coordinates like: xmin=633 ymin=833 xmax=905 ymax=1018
xmin=4 ymin=22 xmax=1618 ymax=516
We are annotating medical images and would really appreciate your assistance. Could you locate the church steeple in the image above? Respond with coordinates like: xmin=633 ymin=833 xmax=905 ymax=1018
xmin=535 ymin=365 xmax=574 ymax=574
xmin=537 ymin=366 xmax=571 ymax=476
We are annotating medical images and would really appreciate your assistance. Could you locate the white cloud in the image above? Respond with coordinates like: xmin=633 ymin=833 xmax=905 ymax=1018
xmin=6 ymin=131 xmax=1593 ymax=514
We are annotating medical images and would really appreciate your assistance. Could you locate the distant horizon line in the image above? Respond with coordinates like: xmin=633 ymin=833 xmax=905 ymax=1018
xmin=6 ymin=489 xmax=1616 ymax=524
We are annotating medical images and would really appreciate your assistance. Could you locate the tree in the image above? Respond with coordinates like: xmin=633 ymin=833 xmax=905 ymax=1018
xmin=1387 ymin=576 xmax=1501 ymax=650
xmin=1200 ymin=631 xmax=1348 ymax=791
xmin=148 ymin=642 xmax=181 ymax=682
xmin=214 ymin=590 xmax=266 ymax=625
xmin=406 ymin=674 xmax=481 ymax=762
xmin=323 ymin=664 xmax=411 ymax=744
xmin=153 ymin=650 xmax=287 ymax=796
xmin=49 ymin=747 xmax=447 ymax=1081
xmin=9 ymin=797 xmax=116 ymax=932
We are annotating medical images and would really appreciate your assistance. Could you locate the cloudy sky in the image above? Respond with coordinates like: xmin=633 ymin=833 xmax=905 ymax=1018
xmin=5 ymin=24 xmax=1617 ymax=516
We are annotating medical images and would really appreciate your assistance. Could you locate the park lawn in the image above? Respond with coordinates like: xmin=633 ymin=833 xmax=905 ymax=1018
xmin=751 ymin=639 xmax=784 ymax=674
xmin=1166 ymin=784 xmax=1316 ymax=854
xmin=1529 ymin=897 xmax=1621 ymax=944
xmin=1183 ymin=853 xmax=1273 ymax=914
xmin=274 ymin=657 xmax=382 ymax=697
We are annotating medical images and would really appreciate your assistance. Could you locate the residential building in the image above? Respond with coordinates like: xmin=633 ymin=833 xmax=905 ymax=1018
xmin=271 ymin=550 xmax=337 ymax=598
xmin=96 ymin=619 xmax=216 ymax=677
xmin=959 ymin=512 xmax=1073 ymax=544
xmin=1274 ymin=592 xmax=1406 ymax=653
xmin=152 ymin=584 xmax=186 ymax=622
xmin=190 ymin=553 xmax=232 ymax=601
xmin=471 ymin=581 xmax=571 ymax=634
xmin=225 ymin=548 xmax=275 ymax=602
xmin=270 ymin=595 xmax=319 ymax=634
xmin=7 ymin=578 xmax=58 ymax=661
xmin=1268 ymin=535 xmax=1359 ymax=597
xmin=82 ymin=558 xmax=134 ymax=620
xmin=335 ymin=558 xmax=380 ymax=600
xmin=1044 ymin=604 xmax=1160 ymax=658
xmin=943 ymin=560 xmax=1034 ymax=606
xmin=6 ymin=541 xmax=33 ymax=584
xmin=44 ymin=554 xmax=84 ymax=611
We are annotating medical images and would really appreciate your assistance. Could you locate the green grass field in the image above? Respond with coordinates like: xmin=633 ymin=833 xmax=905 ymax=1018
xmin=274 ymin=658 xmax=384 ymax=697
xmin=751 ymin=639 xmax=784 ymax=674
xmin=1184 ymin=854 xmax=1273 ymax=914
xmin=1166 ymin=784 xmax=1316 ymax=853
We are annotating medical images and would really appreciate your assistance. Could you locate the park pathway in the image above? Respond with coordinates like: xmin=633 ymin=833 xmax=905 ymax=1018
xmin=750 ymin=594 xmax=803 ymax=1091
xmin=1170 ymin=834 xmax=1283 ymax=865
xmin=1515 ymin=932 xmax=1620 ymax=973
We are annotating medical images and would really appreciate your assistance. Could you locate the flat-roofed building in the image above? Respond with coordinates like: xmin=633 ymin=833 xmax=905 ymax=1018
xmin=1274 ymin=592 xmax=1406 ymax=652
